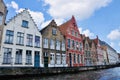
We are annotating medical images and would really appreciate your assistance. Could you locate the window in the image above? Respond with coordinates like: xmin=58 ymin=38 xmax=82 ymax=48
xmin=15 ymin=49 xmax=22 ymax=64
xmin=86 ymin=44 xmax=88 ymax=50
xmin=50 ymin=53 xmax=55 ymax=64
xmin=67 ymin=39 xmax=70 ymax=48
xmin=43 ymin=38 xmax=48 ymax=48
xmin=17 ymin=32 xmax=24 ymax=45
xmin=52 ymin=28 xmax=57 ymax=35
xmin=22 ymin=20 xmax=28 ymax=28
xmin=76 ymin=42 xmax=79 ymax=50
xmin=35 ymin=36 xmax=40 ymax=47
xmin=26 ymin=50 xmax=32 ymax=64
xmin=62 ymin=54 xmax=66 ymax=64
xmin=56 ymin=40 xmax=60 ymax=50
xmin=56 ymin=53 xmax=61 ymax=64
xmin=80 ymin=43 xmax=83 ymax=51
xmin=75 ymin=32 xmax=78 ymax=37
xmin=72 ymin=40 xmax=74 ymax=49
xmin=5 ymin=30 xmax=14 ymax=44
xmin=77 ymin=54 xmax=80 ymax=63
xmin=62 ymin=41 xmax=65 ymax=51
xmin=74 ymin=54 xmax=76 ymax=64
xmin=72 ymin=30 xmax=74 ymax=36
xmin=81 ymin=55 xmax=83 ymax=64
xmin=3 ymin=48 xmax=12 ymax=64
xmin=26 ymin=34 xmax=33 ymax=46
xmin=50 ymin=39 xmax=55 ymax=49
xmin=74 ymin=41 xmax=76 ymax=50
xmin=0 ymin=12 xmax=3 ymax=25
xmin=43 ymin=52 xmax=48 ymax=57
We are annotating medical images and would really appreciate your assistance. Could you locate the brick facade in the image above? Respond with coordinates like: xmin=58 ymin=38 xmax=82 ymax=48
xmin=40 ymin=20 xmax=67 ymax=67
xmin=59 ymin=16 xmax=84 ymax=67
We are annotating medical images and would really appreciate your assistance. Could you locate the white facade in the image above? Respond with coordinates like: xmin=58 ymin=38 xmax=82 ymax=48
xmin=0 ymin=10 xmax=42 ymax=67
xmin=107 ymin=47 xmax=119 ymax=64
xmin=97 ymin=47 xmax=104 ymax=65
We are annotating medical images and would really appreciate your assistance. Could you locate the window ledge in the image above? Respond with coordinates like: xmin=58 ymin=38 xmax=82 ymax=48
xmin=26 ymin=45 xmax=33 ymax=47
xmin=2 ymin=63 xmax=11 ymax=64
xmin=34 ymin=46 xmax=41 ymax=48
xmin=15 ymin=63 xmax=22 ymax=65
xmin=25 ymin=63 xmax=32 ymax=65
xmin=16 ymin=44 xmax=24 ymax=46
xmin=4 ymin=42 xmax=13 ymax=44
xmin=21 ymin=25 xmax=28 ymax=28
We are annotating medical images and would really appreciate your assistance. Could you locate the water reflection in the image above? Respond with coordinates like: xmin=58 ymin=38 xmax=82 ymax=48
xmin=11 ymin=67 xmax=120 ymax=80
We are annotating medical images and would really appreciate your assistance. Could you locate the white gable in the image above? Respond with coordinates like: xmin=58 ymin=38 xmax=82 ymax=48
xmin=6 ymin=10 xmax=41 ymax=36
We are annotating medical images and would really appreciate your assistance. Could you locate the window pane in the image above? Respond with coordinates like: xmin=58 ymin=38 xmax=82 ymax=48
xmin=52 ymin=28 xmax=57 ymax=35
xmin=62 ymin=41 xmax=65 ymax=51
xmin=15 ymin=49 xmax=22 ymax=64
xmin=56 ymin=40 xmax=60 ymax=50
xmin=50 ymin=53 xmax=55 ymax=64
xmin=35 ymin=36 xmax=40 ymax=47
xmin=67 ymin=39 xmax=70 ymax=48
xmin=50 ymin=39 xmax=55 ymax=49
xmin=17 ymin=32 xmax=24 ymax=45
xmin=26 ymin=50 xmax=32 ymax=64
xmin=5 ymin=30 xmax=14 ymax=44
xmin=3 ymin=48 xmax=12 ymax=64
xmin=22 ymin=20 xmax=28 ymax=28
xmin=43 ymin=38 xmax=48 ymax=48
xmin=27 ymin=34 xmax=33 ymax=46
xmin=56 ymin=53 xmax=61 ymax=64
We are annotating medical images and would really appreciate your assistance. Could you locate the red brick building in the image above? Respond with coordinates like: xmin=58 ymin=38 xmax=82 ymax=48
xmin=59 ymin=16 xmax=84 ymax=67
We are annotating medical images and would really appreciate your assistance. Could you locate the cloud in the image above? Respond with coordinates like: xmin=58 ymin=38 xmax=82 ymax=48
xmin=7 ymin=1 xmax=19 ymax=10
xmin=79 ymin=27 xmax=95 ymax=38
xmin=41 ymin=20 xmax=51 ymax=29
xmin=107 ymin=29 xmax=120 ymax=40
xmin=118 ymin=42 xmax=120 ymax=47
xmin=43 ymin=0 xmax=112 ymax=20
xmin=54 ymin=18 xmax=65 ymax=25
xmin=6 ymin=1 xmax=45 ymax=29
xmin=28 ymin=10 xmax=45 ymax=28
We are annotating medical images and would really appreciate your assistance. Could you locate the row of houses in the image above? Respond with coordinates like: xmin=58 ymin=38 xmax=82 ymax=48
xmin=0 ymin=0 xmax=119 ymax=67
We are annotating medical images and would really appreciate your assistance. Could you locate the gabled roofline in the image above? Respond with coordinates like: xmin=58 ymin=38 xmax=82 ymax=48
xmin=6 ymin=9 xmax=40 ymax=32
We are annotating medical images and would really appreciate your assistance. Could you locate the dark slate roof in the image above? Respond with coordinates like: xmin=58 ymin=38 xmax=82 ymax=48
xmin=99 ymin=39 xmax=116 ymax=52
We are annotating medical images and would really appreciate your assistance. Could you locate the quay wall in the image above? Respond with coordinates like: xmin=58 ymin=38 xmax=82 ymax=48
xmin=0 ymin=64 xmax=120 ymax=78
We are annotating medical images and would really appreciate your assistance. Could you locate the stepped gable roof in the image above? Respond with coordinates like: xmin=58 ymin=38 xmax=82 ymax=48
xmin=59 ymin=16 xmax=79 ymax=36
xmin=82 ymin=36 xmax=91 ymax=48
xmin=40 ymin=19 xmax=57 ymax=33
xmin=93 ymin=36 xmax=99 ymax=45
xmin=6 ymin=9 xmax=40 ymax=31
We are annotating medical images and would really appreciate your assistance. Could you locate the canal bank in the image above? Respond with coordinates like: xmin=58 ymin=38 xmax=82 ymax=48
xmin=0 ymin=64 xmax=120 ymax=79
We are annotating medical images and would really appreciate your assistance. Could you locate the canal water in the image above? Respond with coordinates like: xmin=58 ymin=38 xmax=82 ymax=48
xmin=10 ymin=67 xmax=120 ymax=80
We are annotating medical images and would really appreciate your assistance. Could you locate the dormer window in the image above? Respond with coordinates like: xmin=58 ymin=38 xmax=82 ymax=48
xmin=52 ymin=28 xmax=57 ymax=35
xmin=22 ymin=20 xmax=28 ymax=28
xmin=0 ymin=12 xmax=3 ymax=25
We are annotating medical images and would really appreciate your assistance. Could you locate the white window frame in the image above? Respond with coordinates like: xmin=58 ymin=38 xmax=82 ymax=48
xmin=56 ymin=53 xmax=61 ymax=64
xmin=56 ymin=40 xmax=60 ymax=50
xmin=50 ymin=53 xmax=55 ymax=64
xmin=50 ymin=39 xmax=55 ymax=49
xmin=43 ymin=38 xmax=48 ymax=48
xmin=62 ymin=54 xmax=66 ymax=64
xmin=62 ymin=41 xmax=65 ymax=51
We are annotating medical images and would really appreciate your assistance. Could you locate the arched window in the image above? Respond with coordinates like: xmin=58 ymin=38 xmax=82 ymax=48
xmin=0 ymin=12 xmax=3 ymax=25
